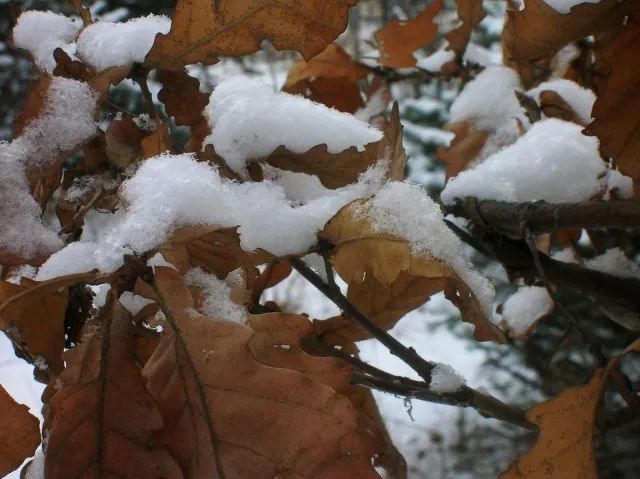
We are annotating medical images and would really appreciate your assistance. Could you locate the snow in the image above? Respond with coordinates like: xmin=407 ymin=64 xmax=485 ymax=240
xmin=463 ymin=43 xmax=502 ymax=66
xmin=441 ymin=119 xmax=607 ymax=204
xmin=1 ymin=77 xmax=97 ymax=262
xmin=13 ymin=11 xmax=82 ymax=73
xmin=417 ymin=48 xmax=455 ymax=72
xmin=541 ymin=0 xmax=602 ymax=14
xmin=528 ymin=79 xmax=595 ymax=125
xmin=203 ymin=77 xmax=383 ymax=174
xmin=430 ymin=363 xmax=465 ymax=393
xmin=499 ymin=286 xmax=554 ymax=337
xmin=357 ymin=181 xmax=495 ymax=315
xmin=403 ymin=122 xmax=454 ymax=146
xmin=118 ymin=291 xmax=155 ymax=316
xmin=147 ymin=252 xmax=176 ymax=270
xmin=185 ymin=268 xmax=247 ymax=323
xmin=605 ymin=169 xmax=634 ymax=199
xmin=36 ymin=153 xmax=387 ymax=279
xmin=449 ymin=66 xmax=526 ymax=132
xmin=585 ymin=248 xmax=640 ymax=280
xmin=76 ymin=15 xmax=170 ymax=70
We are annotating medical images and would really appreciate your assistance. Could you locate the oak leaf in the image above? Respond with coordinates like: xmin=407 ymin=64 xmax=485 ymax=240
xmin=146 ymin=0 xmax=358 ymax=69
xmin=437 ymin=121 xmax=488 ymax=179
xmin=585 ymin=16 xmax=640 ymax=190
xmin=446 ymin=0 xmax=485 ymax=58
xmin=318 ymin=199 xmax=499 ymax=342
xmin=375 ymin=0 xmax=443 ymax=68
xmin=0 ymin=385 xmax=40 ymax=476
xmin=141 ymin=120 xmax=172 ymax=158
xmin=157 ymin=69 xmax=210 ymax=127
xmin=285 ymin=75 xmax=365 ymax=113
xmin=43 ymin=297 xmax=182 ymax=479
xmin=143 ymin=266 xmax=385 ymax=478
xmin=501 ymin=338 xmax=640 ymax=478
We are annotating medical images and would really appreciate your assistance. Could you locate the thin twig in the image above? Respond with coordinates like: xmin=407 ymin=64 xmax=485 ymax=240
xmin=289 ymin=257 xmax=435 ymax=382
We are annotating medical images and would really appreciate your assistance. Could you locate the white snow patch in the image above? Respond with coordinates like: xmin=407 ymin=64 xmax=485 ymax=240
xmin=585 ymin=248 xmax=640 ymax=280
xmin=203 ymin=77 xmax=382 ymax=173
xmin=76 ymin=15 xmax=170 ymax=70
xmin=13 ymin=11 xmax=82 ymax=72
xmin=605 ymin=169 xmax=634 ymax=199
xmin=185 ymin=267 xmax=247 ymax=323
xmin=5 ymin=265 xmax=37 ymax=284
xmin=357 ymin=181 xmax=495 ymax=315
xmin=118 ymin=291 xmax=155 ymax=315
xmin=417 ymin=48 xmax=455 ymax=72
xmin=528 ymin=79 xmax=595 ymax=125
xmin=147 ymin=252 xmax=176 ymax=270
xmin=430 ymin=363 xmax=465 ymax=393
xmin=499 ymin=286 xmax=554 ymax=337
xmin=541 ymin=0 xmax=602 ymax=14
xmin=441 ymin=119 xmax=606 ymax=204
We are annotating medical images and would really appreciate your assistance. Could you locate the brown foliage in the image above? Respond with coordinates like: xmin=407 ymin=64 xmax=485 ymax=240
xmin=375 ymin=0 xmax=443 ymax=68
xmin=157 ymin=69 xmax=210 ymax=127
xmin=437 ymin=122 xmax=489 ymax=179
xmin=0 ymin=385 xmax=40 ymax=476
xmin=146 ymin=0 xmax=358 ymax=68
xmin=446 ymin=0 xmax=485 ymax=58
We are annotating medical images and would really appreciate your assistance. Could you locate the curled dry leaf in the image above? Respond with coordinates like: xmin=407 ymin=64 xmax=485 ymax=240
xmin=318 ymin=199 xmax=499 ymax=343
xmin=43 ymin=298 xmax=182 ymax=479
xmin=446 ymin=0 xmax=485 ymax=59
xmin=375 ymin=0 xmax=443 ymax=68
xmin=0 ymin=384 xmax=40 ymax=477
xmin=500 ymin=338 xmax=640 ymax=479
xmin=160 ymin=225 xmax=274 ymax=277
xmin=105 ymin=116 xmax=146 ymax=168
xmin=157 ymin=69 xmax=210 ymax=127
xmin=262 ymin=102 xmax=406 ymax=188
xmin=143 ymin=266 xmax=385 ymax=478
xmin=146 ymin=0 xmax=358 ymax=69
xmin=437 ymin=121 xmax=489 ymax=179
xmin=141 ymin=120 xmax=172 ymax=158
xmin=585 ymin=16 xmax=640 ymax=190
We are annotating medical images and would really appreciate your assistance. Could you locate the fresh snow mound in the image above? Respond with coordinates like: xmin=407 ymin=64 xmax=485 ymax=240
xmin=441 ymin=119 xmax=606 ymax=204
xmin=585 ymin=248 xmax=640 ymax=280
xmin=359 ymin=182 xmax=495 ymax=314
xmin=204 ymin=77 xmax=383 ymax=173
xmin=542 ymin=0 xmax=601 ymax=14
xmin=37 ymin=154 xmax=387 ymax=279
xmin=185 ymin=268 xmax=247 ymax=323
xmin=13 ymin=11 xmax=82 ymax=73
xmin=417 ymin=48 xmax=455 ymax=72
xmin=500 ymin=286 xmax=553 ymax=337
xmin=76 ymin=15 xmax=170 ymax=70
xmin=449 ymin=66 xmax=526 ymax=131
xmin=430 ymin=363 xmax=465 ymax=393
xmin=528 ymin=79 xmax=596 ymax=125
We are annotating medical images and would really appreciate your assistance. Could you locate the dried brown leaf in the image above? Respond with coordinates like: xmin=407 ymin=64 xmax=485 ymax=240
xmin=105 ymin=116 xmax=145 ymax=168
xmin=141 ymin=120 xmax=172 ymax=158
xmin=143 ymin=267 xmax=385 ymax=478
xmin=437 ymin=121 xmax=488 ymax=179
xmin=0 ymin=385 xmax=40 ymax=477
xmin=375 ymin=0 xmax=443 ymax=68
xmin=446 ymin=0 xmax=485 ymax=58
xmin=157 ymin=69 xmax=210 ymax=127
xmin=43 ymin=298 xmax=182 ymax=479
xmin=146 ymin=0 xmax=358 ymax=69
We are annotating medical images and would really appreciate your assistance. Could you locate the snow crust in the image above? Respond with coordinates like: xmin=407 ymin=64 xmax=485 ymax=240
xmin=1 ymin=77 xmax=97 ymax=261
xmin=499 ymin=286 xmax=553 ymax=337
xmin=585 ymin=248 xmax=640 ymax=279
xmin=441 ymin=119 xmax=607 ymax=204
xmin=118 ymin=291 xmax=155 ymax=316
xmin=13 ymin=11 xmax=82 ymax=73
xmin=358 ymin=182 xmax=495 ymax=314
xmin=541 ymin=0 xmax=602 ymax=14
xmin=528 ymin=79 xmax=595 ymax=125
xmin=430 ymin=363 xmax=465 ymax=393
xmin=203 ymin=77 xmax=383 ymax=173
xmin=76 ymin=15 xmax=170 ymax=70
xmin=36 ymin=153 xmax=387 ymax=279
xmin=185 ymin=268 xmax=247 ymax=323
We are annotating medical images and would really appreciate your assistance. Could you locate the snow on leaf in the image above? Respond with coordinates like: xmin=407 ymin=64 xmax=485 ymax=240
xmin=145 ymin=0 xmax=358 ymax=68
xmin=0 ymin=384 xmax=40 ymax=477
xmin=498 ymin=286 xmax=554 ymax=339
xmin=143 ymin=266 xmax=385 ymax=478
xmin=43 ymin=297 xmax=182 ymax=479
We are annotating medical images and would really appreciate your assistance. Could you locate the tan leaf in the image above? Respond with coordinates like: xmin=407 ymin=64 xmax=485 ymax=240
xmin=285 ymin=75 xmax=365 ymax=113
xmin=66 ymin=0 xmax=92 ymax=25
xmin=143 ymin=267 xmax=385 ymax=478
xmin=43 ymin=297 xmax=182 ymax=479
xmin=146 ymin=0 xmax=358 ymax=69
xmin=446 ymin=0 xmax=485 ymax=58
xmin=319 ymin=199 xmax=500 ymax=342
xmin=105 ymin=116 xmax=145 ymax=168
xmin=160 ymin=225 xmax=274 ymax=277
xmin=248 ymin=260 xmax=293 ymax=305
xmin=0 ymin=385 xmax=40 ymax=477
xmin=437 ymin=121 xmax=488 ymax=179
xmin=263 ymin=103 xmax=405 ymax=188
xmin=141 ymin=120 xmax=172 ymax=158
xmin=157 ymin=69 xmax=210 ymax=127
xmin=539 ymin=90 xmax=584 ymax=124
xmin=375 ymin=0 xmax=443 ymax=68
xmin=501 ymin=338 xmax=640 ymax=479
xmin=585 ymin=15 xmax=640 ymax=190
xmin=284 ymin=43 xmax=369 ymax=86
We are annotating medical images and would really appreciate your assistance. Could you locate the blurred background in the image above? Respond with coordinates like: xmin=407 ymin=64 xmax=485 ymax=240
xmin=1 ymin=1 xmax=639 ymax=477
